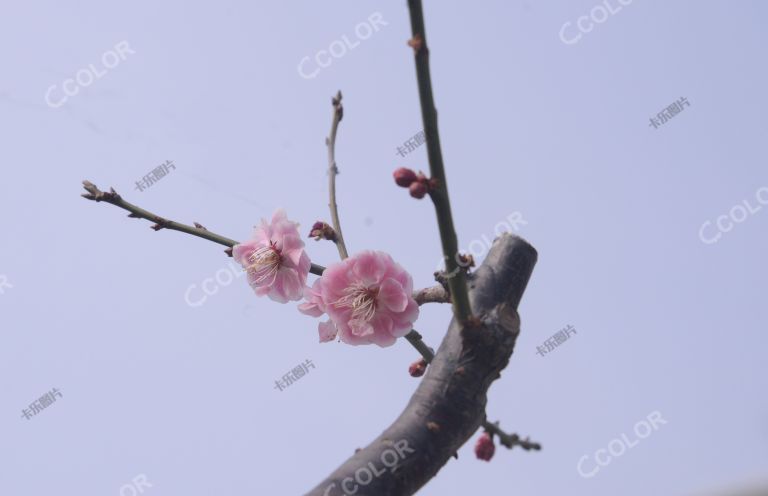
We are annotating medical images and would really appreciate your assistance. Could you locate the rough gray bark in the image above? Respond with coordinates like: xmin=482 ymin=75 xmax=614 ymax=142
xmin=306 ymin=233 xmax=537 ymax=496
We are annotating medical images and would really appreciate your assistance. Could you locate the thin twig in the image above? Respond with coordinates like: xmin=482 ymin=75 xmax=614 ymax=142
xmin=413 ymin=284 xmax=450 ymax=305
xmin=483 ymin=421 xmax=541 ymax=451
xmin=326 ymin=90 xmax=349 ymax=260
xmin=405 ymin=330 xmax=435 ymax=363
xmin=407 ymin=1 xmax=473 ymax=324
xmin=81 ymin=181 xmax=326 ymax=275
xmin=322 ymin=93 xmax=439 ymax=373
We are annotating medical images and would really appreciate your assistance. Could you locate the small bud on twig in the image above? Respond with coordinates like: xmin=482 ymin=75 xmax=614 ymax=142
xmin=393 ymin=168 xmax=436 ymax=200
xmin=474 ymin=431 xmax=496 ymax=461
xmin=308 ymin=221 xmax=338 ymax=242
xmin=393 ymin=167 xmax=418 ymax=187
xmin=408 ymin=358 xmax=428 ymax=377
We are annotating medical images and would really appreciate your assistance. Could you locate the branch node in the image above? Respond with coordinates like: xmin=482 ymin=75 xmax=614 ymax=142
xmin=407 ymin=34 xmax=424 ymax=53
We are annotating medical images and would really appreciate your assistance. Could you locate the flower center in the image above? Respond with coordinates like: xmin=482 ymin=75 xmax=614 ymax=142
xmin=335 ymin=282 xmax=379 ymax=322
xmin=246 ymin=242 xmax=282 ymax=283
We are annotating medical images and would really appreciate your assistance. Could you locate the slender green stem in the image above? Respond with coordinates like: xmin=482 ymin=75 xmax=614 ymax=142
xmin=327 ymin=91 xmax=349 ymax=260
xmin=407 ymin=0 xmax=473 ymax=323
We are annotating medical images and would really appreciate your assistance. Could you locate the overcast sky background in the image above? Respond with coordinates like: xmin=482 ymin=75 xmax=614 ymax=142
xmin=1 ymin=1 xmax=767 ymax=495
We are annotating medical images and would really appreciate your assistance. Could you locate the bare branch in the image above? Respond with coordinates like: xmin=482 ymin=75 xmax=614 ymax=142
xmin=483 ymin=421 xmax=541 ymax=451
xmin=407 ymin=0 xmax=473 ymax=324
xmin=413 ymin=285 xmax=450 ymax=305
xmin=326 ymin=90 xmax=349 ymax=260
xmin=81 ymin=180 xmax=326 ymax=275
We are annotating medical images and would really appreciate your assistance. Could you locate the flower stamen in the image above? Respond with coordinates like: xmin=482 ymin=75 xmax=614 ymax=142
xmin=246 ymin=242 xmax=282 ymax=284
xmin=334 ymin=282 xmax=379 ymax=322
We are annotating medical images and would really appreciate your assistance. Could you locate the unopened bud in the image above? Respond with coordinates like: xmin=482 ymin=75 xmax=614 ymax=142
xmin=309 ymin=221 xmax=337 ymax=242
xmin=408 ymin=358 xmax=427 ymax=377
xmin=474 ymin=432 xmax=496 ymax=461
xmin=409 ymin=181 xmax=428 ymax=199
xmin=393 ymin=167 xmax=418 ymax=187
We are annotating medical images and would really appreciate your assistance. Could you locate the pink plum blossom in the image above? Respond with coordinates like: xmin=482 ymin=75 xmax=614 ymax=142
xmin=319 ymin=251 xmax=419 ymax=347
xmin=298 ymin=278 xmax=338 ymax=343
xmin=233 ymin=209 xmax=311 ymax=303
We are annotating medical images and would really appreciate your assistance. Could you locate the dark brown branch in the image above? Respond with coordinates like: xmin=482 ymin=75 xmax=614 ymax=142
xmin=408 ymin=0 xmax=473 ymax=324
xmin=306 ymin=233 xmax=538 ymax=496
xmin=484 ymin=421 xmax=541 ymax=451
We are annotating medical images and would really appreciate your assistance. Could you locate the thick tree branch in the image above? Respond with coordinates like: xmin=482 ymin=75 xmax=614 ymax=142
xmin=407 ymin=0 xmax=473 ymax=324
xmin=306 ymin=233 xmax=538 ymax=496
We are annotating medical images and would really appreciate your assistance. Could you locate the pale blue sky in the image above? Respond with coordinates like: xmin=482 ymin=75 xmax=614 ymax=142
xmin=1 ymin=1 xmax=767 ymax=495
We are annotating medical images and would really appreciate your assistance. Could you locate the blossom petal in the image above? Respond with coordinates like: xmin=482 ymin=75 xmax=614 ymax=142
xmin=352 ymin=251 xmax=388 ymax=285
xmin=378 ymin=277 xmax=408 ymax=312
xmin=318 ymin=320 xmax=338 ymax=343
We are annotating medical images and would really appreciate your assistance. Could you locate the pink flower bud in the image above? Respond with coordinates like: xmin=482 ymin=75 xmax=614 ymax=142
xmin=393 ymin=167 xmax=418 ymax=187
xmin=408 ymin=358 xmax=427 ymax=377
xmin=409 ymin=181 xmax=428 ymax=199
xmin=474 ymin=432 xmax=495 ymax=461
xmin=308 ymin=221 xmax=337 ymax=241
